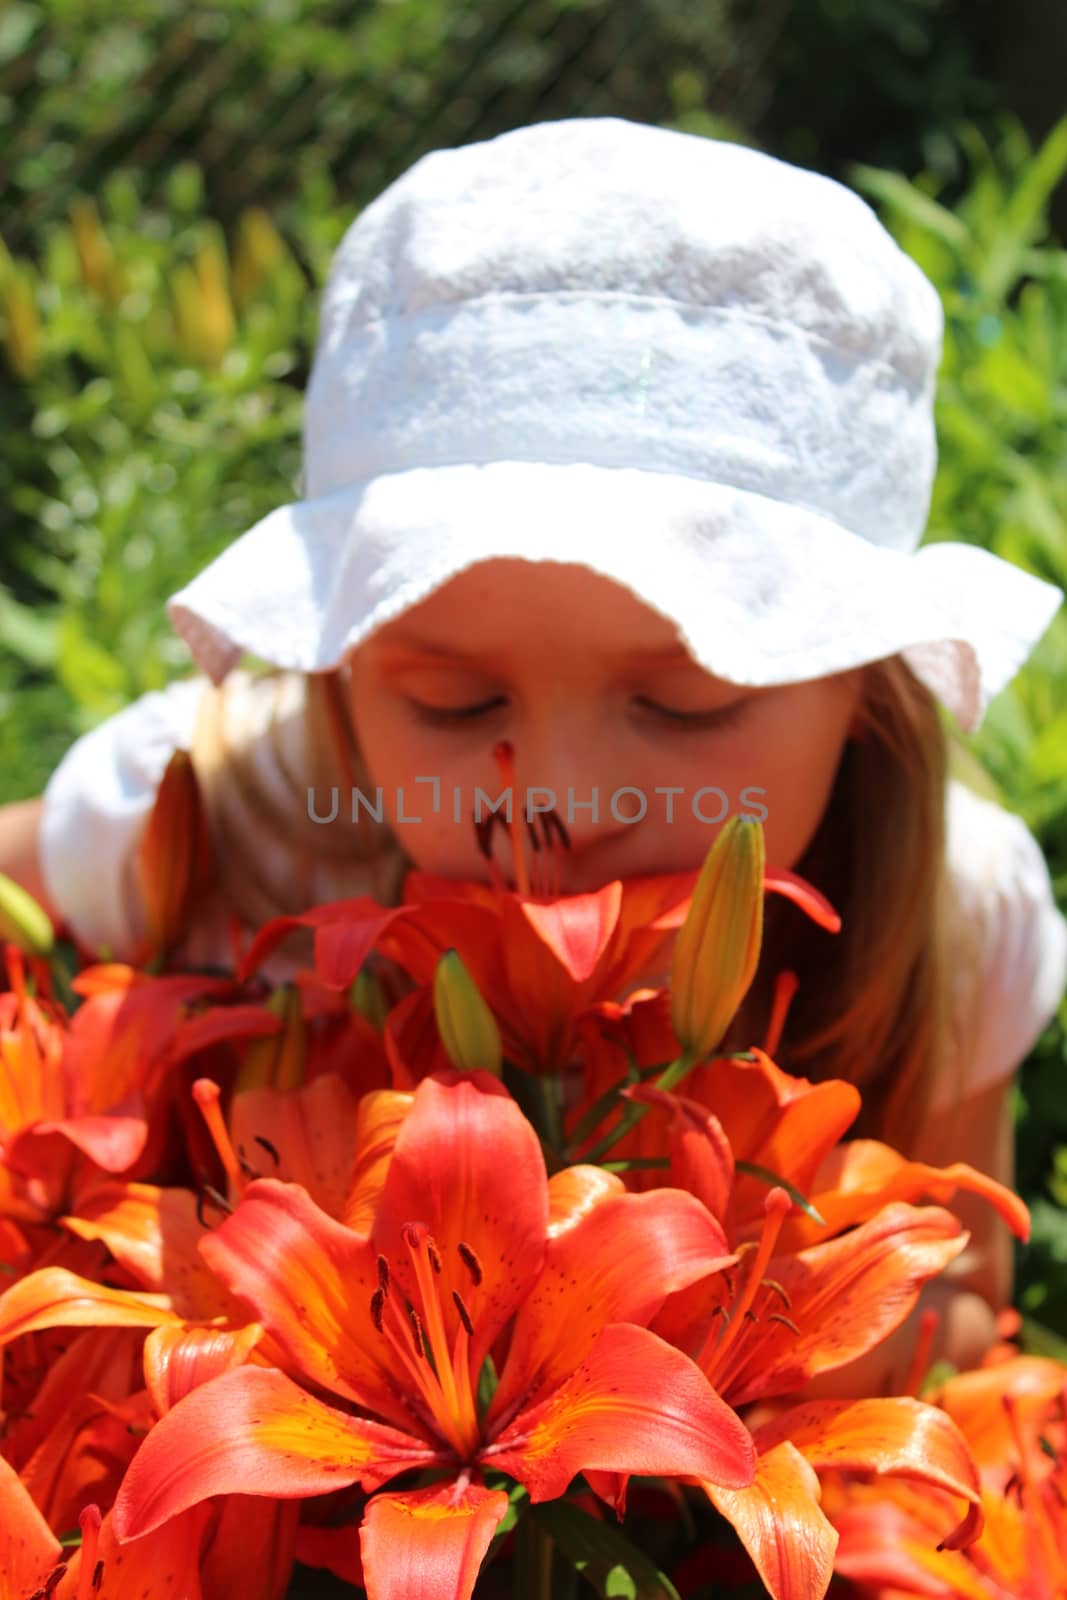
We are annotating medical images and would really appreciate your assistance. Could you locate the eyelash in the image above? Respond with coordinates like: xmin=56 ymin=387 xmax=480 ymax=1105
xmin=409 ymin=696 xmax=748 ymax=730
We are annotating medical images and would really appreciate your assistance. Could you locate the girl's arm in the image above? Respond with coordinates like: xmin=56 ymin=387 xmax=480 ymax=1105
xmin=0 ymin=797 xmax=58 ymax=918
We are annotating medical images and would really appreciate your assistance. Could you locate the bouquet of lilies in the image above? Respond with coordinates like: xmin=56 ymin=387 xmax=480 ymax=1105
xmin=0 ymin=746 xmax=1057 ymax=1600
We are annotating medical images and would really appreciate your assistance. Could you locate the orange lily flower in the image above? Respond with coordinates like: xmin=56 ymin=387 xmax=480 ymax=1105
xmin=827 ymin=1355 xmax=1067 ymax=1599
xmin=0 ymin=1451 xmax=62 ymax=1596
xmin=112 ymin=1071 xmax=756 ymax=1600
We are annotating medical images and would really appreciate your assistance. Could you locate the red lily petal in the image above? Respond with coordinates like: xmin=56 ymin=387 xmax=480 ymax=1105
xmin=0 ymin=1452 xmax=63 ymax=1594
xmin=33 ymin=1109 xmax=148 ymax=1171
xmin=787 ymin=1139 xmax=1031 ymax=1250
xmin=360 ymin=1482 xmax=510 ymax=1600
xmin=704 ymin=1204 xmax=968 ymax=1407
xmin=518 ymin=883 xmax=623 ymax=982
xmin=169 ymin=1004 xmax=283 ymax=1064
xmin=341 ymin=1088 xmax=416 ymax=1234
xmin=197 ymin=1178 xmax=417 ymax=1433
xmin=763 ymin=867 xmax=841 ymax=931
xmin=19 ymin=1387 xmax=150 ymax=1542
xmin=625 ymin=1084 xmax=735 ymax=1222
xmin=230 ymin=1073 xmax=363 ymax=1218
xmin=0 ymin=1266 xmax=180 ymax=1343
xmin=490 ymin=1188 xmax=734 ymax=1425
xmin=684 ymin=1051 xmax=860 ymax=1225
xmin=372 ymin=1072 xmax=548 ymax=1376
xmin=546 ymin=1165 xmax=624 ymax=1234
xmin=238 ymin=897 xmax=408 ymax=985
xmin=113 ymin=1365 xmax=439 ymax=1541
xmin=488 ymin=1323 xmax=755 ymax=1498
xmin=199 ymin=1497 xmax=300 ymax=1600
xmin=62 ymin=1181 xmax=230 ymax=1315
xmin=143 ymin=1321 xmax=266 ymax=1415
xmin=294 ymin=1523 xmax=365 ymax=1589
xmin=60 ymin=1503 xmax=218 ymax=1598
xmin=703 ymin=1439 xmax=837 ymax=1600
xmin=754 ymin=1396 xmax=983 ymax=1551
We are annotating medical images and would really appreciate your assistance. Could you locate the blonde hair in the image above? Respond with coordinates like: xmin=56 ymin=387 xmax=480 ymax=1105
xmin=189 ymin=665 xmax=410 ymax=934
xmin=722 ymin=653 xmax=955 ymax=1154
xmin=190 ymin=652 xmax=957 ymax=1154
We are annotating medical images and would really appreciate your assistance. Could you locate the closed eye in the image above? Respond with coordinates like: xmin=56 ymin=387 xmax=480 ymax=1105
xmin=408 ymin=697 xmax=508 ymax=726
xmin=634 ymin=696 xmax=749 ymax=730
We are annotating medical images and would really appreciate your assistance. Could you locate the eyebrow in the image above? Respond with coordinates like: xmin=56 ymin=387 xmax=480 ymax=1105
xmin=375 ymin=634 xmax=693 ymax=665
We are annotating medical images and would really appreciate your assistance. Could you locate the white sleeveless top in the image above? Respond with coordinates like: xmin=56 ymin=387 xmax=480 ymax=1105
xmin=39 ymin=674 xmax=1067 ymax=1110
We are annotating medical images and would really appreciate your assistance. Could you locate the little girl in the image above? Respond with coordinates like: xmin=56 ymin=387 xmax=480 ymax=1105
xmin=4 ymin=117 xmax=1066 ymax=1389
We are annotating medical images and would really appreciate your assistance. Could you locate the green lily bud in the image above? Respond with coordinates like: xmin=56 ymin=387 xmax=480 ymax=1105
xmin=350 ymin=968 xmax=388 ymax=1031
xmin=433 ymin=949 xmax=502 ymax=1076
xmin=0 ymin=870 xmax=54 ymax=957
xmin=234 ymin=984 xmax=305 ymax=1093
xmin=670 ymin=815 xmax=765 ymax=1062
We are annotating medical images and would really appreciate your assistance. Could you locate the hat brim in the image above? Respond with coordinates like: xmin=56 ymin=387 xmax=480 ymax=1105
xmin=165 ymin=461 xmax=1063 ymax=734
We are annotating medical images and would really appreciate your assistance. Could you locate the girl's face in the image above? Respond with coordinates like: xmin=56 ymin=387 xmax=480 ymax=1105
xmin=345 ymin=561 xmax=864 ymax=891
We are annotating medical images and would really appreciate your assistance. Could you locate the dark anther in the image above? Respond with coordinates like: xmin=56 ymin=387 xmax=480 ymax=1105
xmin=457 ymin=1241 xmax=483 ymax=1286
xmin=408 ymin=1307 xmax=426 ymax=1359
xmin=452 ymin=1291 xmax=475 ymax=1337
xmin=370 ymin=1288 xmax=385 ymax=1332
xmin=376 ymin=1255 xmax=390 ymax=1293
xmin=540 ymin=809 xmax=571 ymax=851
xmin=201 ymin=1184 xmax=233 ymax=1218
xmin=254 ymin=1135 xmax=281 ymax=1166
xmin=196 ymin=1185 xmax=234 ymax=1226
xmin=427 ymin=1239 xmax=443 ymax=1275
xmin=524 ymin=815 xmax=542 ymax=854
xmin=473 ymin=812 xmax=499 ymax=861
xmin=767 ymin=1312 xmax=801 ymax=1335
xmin=761 ymin=1278 xmax=791 ymax=1309
xmin=1039 ymin=1433 xmax=1060 ymax=1465
xmin=743 ymin=1309 xmax=759 ymax=1324
xmin=93 ymin=1559 xmax=104 ymax=1591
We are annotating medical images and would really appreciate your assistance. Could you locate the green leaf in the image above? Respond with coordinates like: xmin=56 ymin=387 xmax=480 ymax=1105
xmin=734 ymin=1160 xmax=825 ymax=1225
xmin=0 ymin=587 xmax=57 ymax=668
xmin=848 ymin=164 xmax=970 ymax=252
xmin=1020 ymin=1316 xmax=1067 ymax=1365
xmin=533 ymin=1500 xmax=681 ymax=1600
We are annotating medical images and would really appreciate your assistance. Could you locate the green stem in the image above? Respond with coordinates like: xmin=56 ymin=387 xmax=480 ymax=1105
xmin=516 ymin=1515 xmax=555 ymax=1600
xmin=577 ymin=1047 xmax=697 ymax=1165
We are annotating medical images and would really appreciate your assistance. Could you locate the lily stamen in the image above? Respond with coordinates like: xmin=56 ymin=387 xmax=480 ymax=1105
xmin=458 ymin=1241 xmax=483 ymax=1285
xmin=192 ymin=1079 xmax=246 ymax=1199
xmin=492 ymin=742 xmax=531 ymax=897
xmin=1000 ymin=1392 xmax=1066 ymax=1577
xmin=452 ymin=1291 xmax=475 ymax=1337
xmin=369 ymin=1223 xmax=482 ymax=1459
xmin=700 ymin=1187 xmax=792 ymax=1384
xmin=763 ymin=970 xmax=799 ymax=1057
xmin=74 ymin=1505 xmax=102 ymax=1600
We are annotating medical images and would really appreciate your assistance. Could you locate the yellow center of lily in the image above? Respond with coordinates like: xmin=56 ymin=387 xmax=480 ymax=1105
xmin=371 ymin=1222 xmax=484 ymax=1461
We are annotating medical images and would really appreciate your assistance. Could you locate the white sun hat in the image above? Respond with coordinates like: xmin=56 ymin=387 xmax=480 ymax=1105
xmin=165 ymin=115 xmax=1063 ymax=734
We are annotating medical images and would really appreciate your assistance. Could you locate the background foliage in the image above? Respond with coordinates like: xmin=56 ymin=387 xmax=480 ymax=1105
xmin=1 ymin=0 xmax=1066 ymax=1348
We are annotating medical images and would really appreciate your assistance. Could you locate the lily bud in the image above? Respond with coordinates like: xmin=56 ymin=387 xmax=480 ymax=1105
xmin=433 ymin=949 xmax=502 ymax=1076
xmin=670 ymin=815 xmax=765 ymax=1062
xmin=350 ymin=968 xmax=388 ymax=1031
xmin=0 ymin=870 xmax=54 ymax=957
xmin=137 ymin=748 xmax=213 ymax=958
xmin=234 ymin=984 xmax=306 ymax=1093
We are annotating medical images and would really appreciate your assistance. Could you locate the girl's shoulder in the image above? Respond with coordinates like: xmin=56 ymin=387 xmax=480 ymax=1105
xmin=935 ymin=776 xmax=1067 ymax=1107
xmin=39 ymin=669 xmax=299 ymax=957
